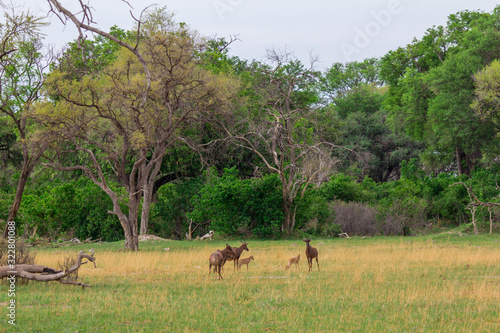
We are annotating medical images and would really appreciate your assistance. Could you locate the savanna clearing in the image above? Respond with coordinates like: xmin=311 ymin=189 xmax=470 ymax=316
xmin=1 ymin=234 xmax=500 ymax=332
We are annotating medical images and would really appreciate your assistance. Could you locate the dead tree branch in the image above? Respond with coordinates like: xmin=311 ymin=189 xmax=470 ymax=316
xmin=46 ymin=0 xmax=151 ymax=103
xmin=451 ymin=182 xmax=500 ymax=234
xmin=0 ymin=251 xmax=96 ymax=288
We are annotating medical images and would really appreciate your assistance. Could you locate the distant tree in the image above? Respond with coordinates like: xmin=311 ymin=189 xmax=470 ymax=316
xmin=320 ymin=58 xmax=382 ymax=103
xmin=320 ymin=58 xmax=421 ymax=182
xmin=333 ymin=86 xmax=422 ymax=182
xmin=381 ymin=7 xmax=500 ymax=175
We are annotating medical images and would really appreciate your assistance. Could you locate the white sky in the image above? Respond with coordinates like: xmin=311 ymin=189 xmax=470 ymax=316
xmin=18 ymin=0 xmax=500 ymax=68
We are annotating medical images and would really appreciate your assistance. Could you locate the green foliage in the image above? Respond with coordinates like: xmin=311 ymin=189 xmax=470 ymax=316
xmin=320 ymin=58 xmax=382 ymax=102
xmin=472 ymin=59 xmax=500 ymax=161
xmin=188 ymin=168 xmax=283 ymax=238
xmin=0 ymin=117 xmax=22 ymax=169
xmin=382 ymin=7 xmax=500 ymax=174
xmin=3 ymin=5 xmax=500 ymax=242
xmin=318 ymin=173 xmax=367 ymax=203
xmin=294 ymin=190 xmax=332 ymax=234
xmin=400 ymin=158 xmax=425 ymax=181
xmin=53 ymin=25 xmax=131 ymax=78
xmin=150 ymin=177 xmax=204 ymax=239
xmin=18 ymin=178 xmax=123 ymax=241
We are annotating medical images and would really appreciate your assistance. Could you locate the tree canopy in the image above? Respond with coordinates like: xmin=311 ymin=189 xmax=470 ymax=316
xmin=1 ymin=3 xmax=500 ymax=247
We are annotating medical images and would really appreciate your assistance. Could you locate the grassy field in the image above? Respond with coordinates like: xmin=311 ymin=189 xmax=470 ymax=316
xmin=1 ymin=233 xmax=500 ymax=332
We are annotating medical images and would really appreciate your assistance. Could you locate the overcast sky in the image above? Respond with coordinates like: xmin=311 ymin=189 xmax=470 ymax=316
xmin=21 ymin=0 xmax=500 ymax=68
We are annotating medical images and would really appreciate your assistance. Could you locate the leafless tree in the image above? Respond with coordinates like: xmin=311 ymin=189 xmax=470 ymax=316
xmin=451 ymin=182 xmax=500 ymax=234
xmin=220 ymin=50 xmax=342 ymax=234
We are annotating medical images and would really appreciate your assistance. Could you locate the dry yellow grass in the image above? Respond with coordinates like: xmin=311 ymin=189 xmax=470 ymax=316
xmin=4 ymin=238 xmax=500 ymax=332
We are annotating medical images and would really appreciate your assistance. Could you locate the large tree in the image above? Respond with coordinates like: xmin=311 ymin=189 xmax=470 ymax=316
xmin=220 ymin=51 xmax=338 ymax=234
xmin=0 ymin=8 xmax=52 ymax=237
xmin=331 ymin=85 xmax=422 ymax=182
xmin=381 ymin=7 xmax=500 ymax=175
xmin=472 ymin=59 xmax=500 ymax=161
xmin=319 ymin=59 xmax=421 ymax=182
xmin=38 ymin=8 xmax=238 ymax=250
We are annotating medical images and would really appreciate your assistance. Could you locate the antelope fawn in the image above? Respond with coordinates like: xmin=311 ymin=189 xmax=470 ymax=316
xmin=237 ymin=256 xmax=254 ymax=271
xmin=285 ymin=254 xmax=300 ymax=271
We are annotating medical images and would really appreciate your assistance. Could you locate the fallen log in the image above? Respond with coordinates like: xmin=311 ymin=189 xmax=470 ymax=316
xmin=0 ymin=251 xmax=96 ymax=288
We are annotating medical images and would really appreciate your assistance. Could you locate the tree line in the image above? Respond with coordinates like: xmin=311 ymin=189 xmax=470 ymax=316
xmin=0 ymin=2 xmax=499 ymax=250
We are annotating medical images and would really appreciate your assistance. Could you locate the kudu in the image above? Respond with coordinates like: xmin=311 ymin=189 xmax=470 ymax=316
xmin=209 ymin=244 xmax=235 ymax=279
xmin=225 ymin=242 xmax=249 ymax=271
xmin=304 ymin=238 xmax=319 ymax=271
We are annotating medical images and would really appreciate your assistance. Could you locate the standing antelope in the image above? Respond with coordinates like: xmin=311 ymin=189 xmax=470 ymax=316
xmin=285 ymin=254 xmax=300 ymax=271
xmin=304 ymin=239 xmax=319 ymax=271
xmin=209 ymin=244 xmax=235 ymax=279
xmin=237 ymin=256 xmax=254 ymax=271
xmin=225 ymin=242 xmax=249 ymax=271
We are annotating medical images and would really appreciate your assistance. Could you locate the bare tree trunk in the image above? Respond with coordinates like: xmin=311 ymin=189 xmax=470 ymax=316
xmin=451 ymin=182 xmax=500 ymax=236
xmin=282 ymin=197 xmax=293 ymax=234
xmin=3 ymin=169 xmax=29 ymax=238
xmin=488 ymin=208 xmax=493 ymax=234
xmin=3 ymin=139 xmax=44 ymax=239
xmin=456 ymin=146 xmax=464 ymax=176
xmin=126 ymin=196 xmax=140 ymax=251
xmin=110 ymin=189 xmax=140 ymax=251
xmin=290 ymin=205 xmax=298 ymax=233
xmin=186 ymin=220 xmax=193 ymax=240
xmin=470 ymin=206 xmax=478 ymax=235
xmin=124 ymin=231 xmax=138 ymax=251
xmin=140 ymin=185 xmax=152 ymax=235
xmin=117 ymin=213 xmax=137 ymax=251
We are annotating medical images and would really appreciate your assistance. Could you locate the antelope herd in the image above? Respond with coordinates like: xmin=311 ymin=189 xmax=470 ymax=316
xmin=208 ymin=238 xmax=320 ymax=279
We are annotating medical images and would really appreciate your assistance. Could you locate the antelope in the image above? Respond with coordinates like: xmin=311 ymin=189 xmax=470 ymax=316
xmin=285 ymin=254 xmax=300 ymax=271
xmin=209 ymin=244 xmax=235 ymax=279
xmin=237 ymin=256 xmax=254 ymax=271
xmin=225 ymin=242 xmax=249 ymax=271
xmin=304 ymin=238 xmax=319 ymax=272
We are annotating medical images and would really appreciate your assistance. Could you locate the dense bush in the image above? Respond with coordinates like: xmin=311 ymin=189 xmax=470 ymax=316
xmin=188 ymin=168 xmax=283 ymax=238
xmin=149 ymin=177 xmax=204 ymax=239
xmin=18 ymin=178 xmax=123 ymax=242
xmin=0 ymin=163 xmax=497 ymax=241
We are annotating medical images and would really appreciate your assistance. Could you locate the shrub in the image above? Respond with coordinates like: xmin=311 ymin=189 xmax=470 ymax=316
xmin=381 ymin=198 xmax=427 ymax=236
xmin=333 ymin=201 xmax=379 ymax=236
xmin=150 ymin=177 xmax=204 ymax=239
xmin=188 ymin=168 xmax=283 ymax=238
xmin=18 ymin=178 xmax=123 ymax=242
xmin=323 ymin=222 xmax=342 ymax=237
